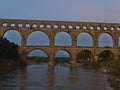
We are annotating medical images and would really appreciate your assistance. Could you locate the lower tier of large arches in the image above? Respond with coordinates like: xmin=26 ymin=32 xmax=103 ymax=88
xmin=19 ymin=47 xmax=119 ymax=65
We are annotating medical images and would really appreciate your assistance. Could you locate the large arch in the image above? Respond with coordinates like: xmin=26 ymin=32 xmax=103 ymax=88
xmin=98 ymin=50 xmax=114 ymax=61
xmin=28 ymin=49 xmax=48 ymax=57
xmin=98 ymin=33 xmax=113 ymax=47
xmin=77 ymin=50 xmax=94 ymax=62
xmin=3 ymin=30 xmax=22 ymax=46
xmin=55 ymin=50 xmax=71 ymax=64
xmin=26 ymin=31 xmax=50 ymax=46
xmin=27 ymin=49 xmax=49 ymax=63
xmin=77 ymin=32 xmax=93 ymax=47
xmin=55 ymin=31 xmax=72 ymax=46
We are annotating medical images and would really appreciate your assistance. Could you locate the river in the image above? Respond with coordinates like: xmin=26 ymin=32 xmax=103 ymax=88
xmin=0 ymin=63 xmax=113 ymax=90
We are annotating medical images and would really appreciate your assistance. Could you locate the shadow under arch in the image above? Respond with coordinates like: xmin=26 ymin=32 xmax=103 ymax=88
xmin=3 ymin=30 xmax=22 ymax=46
xmin=55 ymin=49 xmax=71 ymax=64
xmin=77 ymin=32 xmax=93 ymax=47
xmin=55 ymin=31 xmax=72 ymax=46
xmin=26 ymin=30 xmax=50 ymax=46
xmin=77 ymin=50 xmax=94 ymax=62
xmin=98 ymin=33 xmax=113 ymax=47
xmin=98 ymin=50 xmax=114 ymax=62
xmin=27 ymin=49 xmax=49 ymax=63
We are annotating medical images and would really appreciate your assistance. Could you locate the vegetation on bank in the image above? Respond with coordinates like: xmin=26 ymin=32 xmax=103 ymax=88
xmin=110 ymin=59 xmax=120 ymax=90
xmin=0 ymin=37 xmax=20 ymax=66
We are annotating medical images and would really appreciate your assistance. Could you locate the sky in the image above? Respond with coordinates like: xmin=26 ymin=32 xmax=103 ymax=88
xmin=1 ymin=0 xmax=119 ymax=57
xmin=0 ymin=0 xmax=120 ymax=22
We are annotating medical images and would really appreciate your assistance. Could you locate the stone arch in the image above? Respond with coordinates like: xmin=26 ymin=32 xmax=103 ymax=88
xmin=32 ymin=24 xmax=38 ymax=28
xmin=18 ymin=23 xmax=23 ymax=28
xmin=98 ymin=50 xmax=114 ymax=61
xmin=82 ymin=25 xmax=87 ymax=30
xmin=55 ymin=31 xmax=72 ymax=46
xmin=61 ymin=25 xmax=66 ymax=29
xmin=77 ymin=32 xmax=93 ymax=46
xmin=55 ymin=49 xmax=71 ymax=64
xmin=104 ymin=26 xmax=108 ymax=30
xmin=68 ymin=25 xmax=73 ymax=29
xmin=40 ymin=24 xmax=44 ymax=28
xmin=3 ymin=29 xmax=22 ymax=46
xmin=25 ymin=23 xmax=30 ymax=28
xmin=27 ymin=49 xmax=48 ymax=58
xmin=77 ymin=50 xmax=94 ymax=62
xmin=76 ymin=25 xmax=80 ymax=30
xmin=89 ymin=26 xmax=94 ymax=30
xmin=26 ymin=30 xmax=50 ymax=46
xmin=54 ymin=24 xmax=58 ymax=28
xmin=27 ymin=49 xmax=49 ymax=63
xmin=98 ymin=33 xmax=114 ymax=47
xmin=46 ymin=24 xmax=51 ymax=28
xmin=2 ymin=22 xmax=8 ymax=27
xmin=10 ymin=23 xmax=15 ymax=27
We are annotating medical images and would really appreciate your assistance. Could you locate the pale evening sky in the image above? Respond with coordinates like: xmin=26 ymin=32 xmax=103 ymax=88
xmin=0 ymin=0 xmax=120 ymax=22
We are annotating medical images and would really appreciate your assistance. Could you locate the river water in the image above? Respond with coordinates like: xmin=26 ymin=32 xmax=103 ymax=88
xmin=0 ymin=63 xmax=113 ymax=90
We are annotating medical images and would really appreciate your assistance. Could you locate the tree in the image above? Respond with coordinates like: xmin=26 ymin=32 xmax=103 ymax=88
xmin=0 ymin=37 xmax=19 ymax=61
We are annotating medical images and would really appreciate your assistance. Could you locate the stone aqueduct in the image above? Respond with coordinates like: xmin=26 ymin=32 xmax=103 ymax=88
xmin=0 ymin=19 xmax=120 ymax=65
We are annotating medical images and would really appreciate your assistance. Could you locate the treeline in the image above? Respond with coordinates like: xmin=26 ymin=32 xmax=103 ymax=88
xmin=0 ymin=37 xmax=20 ymax=66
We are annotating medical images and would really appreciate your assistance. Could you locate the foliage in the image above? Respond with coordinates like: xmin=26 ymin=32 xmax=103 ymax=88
xmin=0 ymin=37 xmax=19 ymax=61
xmin=110 ymin=59 xmax=120 ymax=76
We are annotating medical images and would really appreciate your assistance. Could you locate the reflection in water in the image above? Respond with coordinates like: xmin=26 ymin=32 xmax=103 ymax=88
xmin=0 ymin=64 xmax=113 ymax=90
xmin=19 ymin=66 xmax=27 ymax=90
xmin=69 ymin=66 xmax=78 ymax=85
xmin=48 ymin=66 xmax=55 ymax=90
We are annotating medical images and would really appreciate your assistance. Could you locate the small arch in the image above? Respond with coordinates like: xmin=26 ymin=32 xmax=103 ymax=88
xmin=61 ymin=25 xmax=66 ymax=29
xmin=90 ymin=26 xmax=94 ymax=30
xmin=55 ymin=50 xmax=70 ymax=64
xmin=25 ymin=24 xmax=30 ymax=28
xmin=83 ymin=26 xmax=87 ymax=30
xmin=46 ymin=24 xmax=51 ymax=28
xmin=97 ymin=26 xmax=101 ymax=30
xmin=18 ymin=24 xmax=23 ymax=27
xmin=68 ymin=25 xmax=73 ymax=29
xmin=2 ymin=23 xmax=7 ymax=27
xmin=104 ymin=26 xmax=108 ymax=30
xmin=111 ymin=27 xmax=115 ymax=30
xmin=76 ymin=25 xmax=80 ymax=30
xmin=40 ymin=24 xmax=44 ymax=28
xmin=54 ymin=24 xmax=58 ymax=28
xmin=55 ymin=31 xmax=72 ymax=46
xmin=32 ymin=24 xmax=37 ymax=28
xmin=10 ymin=23 xmax=15 ymax=27
xmin=117 ymin=27 xmax=120 ymax=30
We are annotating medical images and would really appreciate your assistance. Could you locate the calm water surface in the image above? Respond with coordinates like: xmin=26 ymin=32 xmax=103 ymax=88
xmin=0 ymin=64 xmax=113 ymax=90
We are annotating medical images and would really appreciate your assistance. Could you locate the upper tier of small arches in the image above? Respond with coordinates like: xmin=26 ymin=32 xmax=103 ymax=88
xmin=1 ymin=19 xmax=120 ymax=31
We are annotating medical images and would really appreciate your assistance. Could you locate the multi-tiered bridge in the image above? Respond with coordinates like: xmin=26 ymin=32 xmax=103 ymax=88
xmin=0 ymin=19 xmax=120 ymax=65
